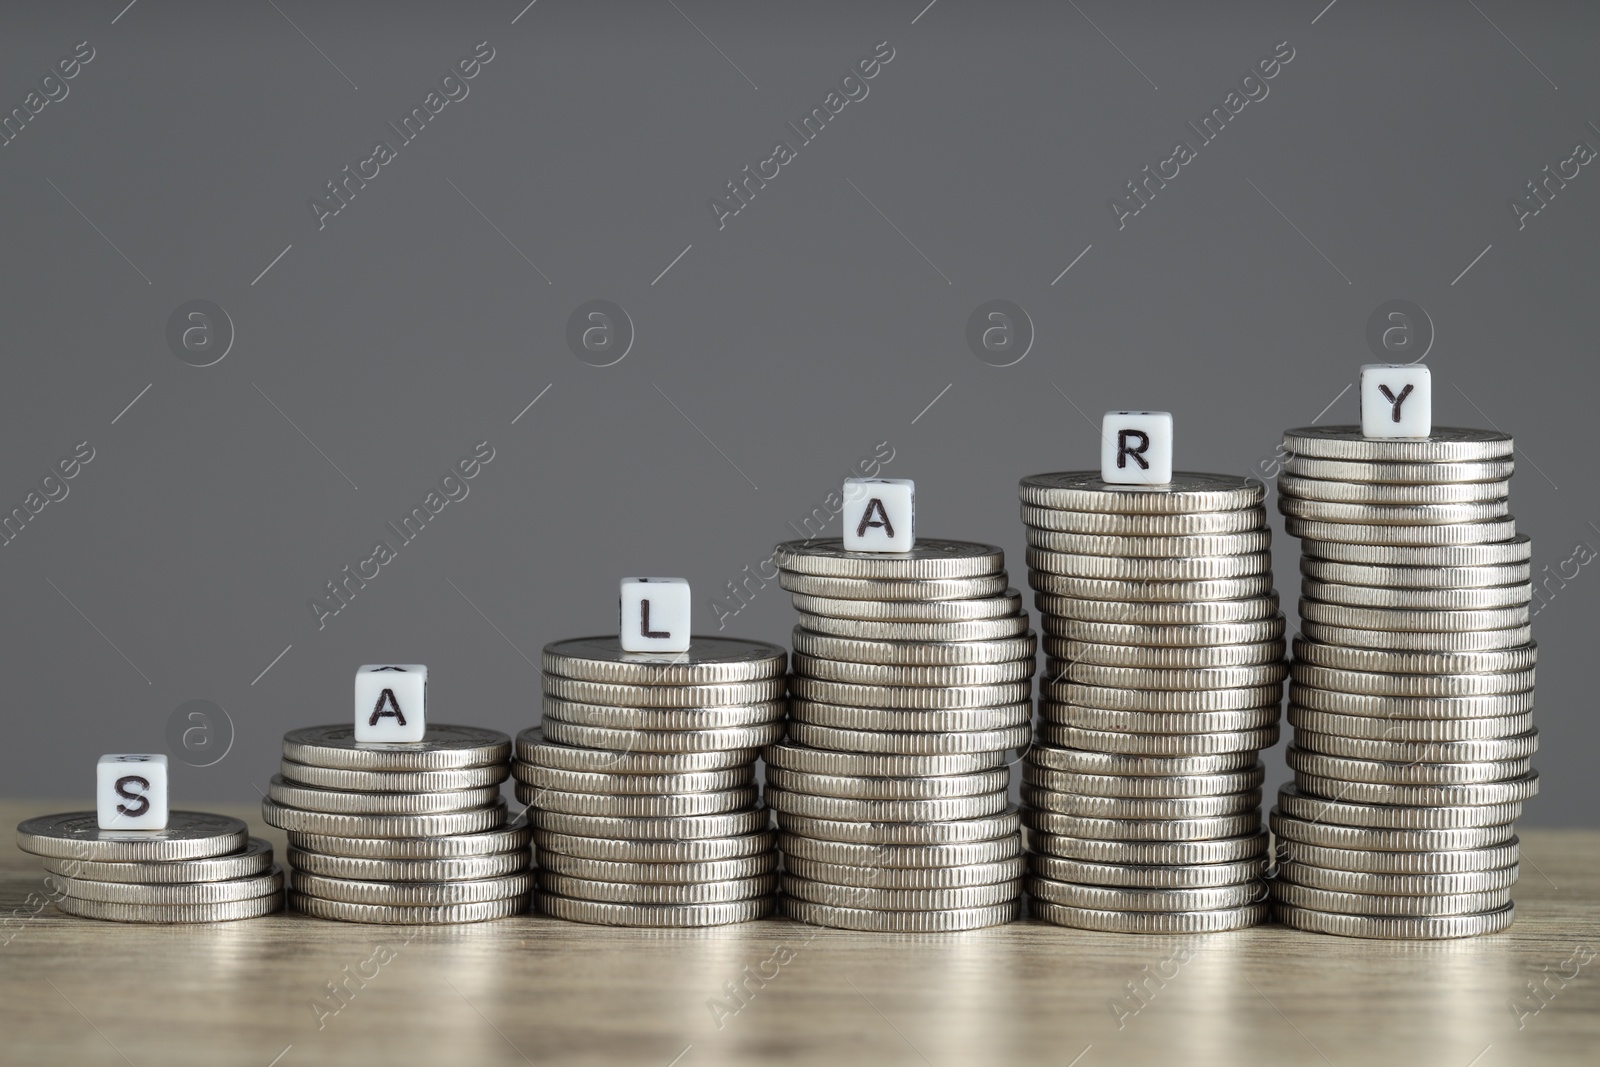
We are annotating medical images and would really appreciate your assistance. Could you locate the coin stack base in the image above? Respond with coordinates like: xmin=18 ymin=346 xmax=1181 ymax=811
xmin=525 ymin=636 xmax=786 ymax=926
xmin=771 ymin=538 xmax=1032 ymax=931
xmin=1018 ymin=472 xmax=1283 ymax=932
xmin=1272 ymin=426 xmax=1533 ymax=939
xmin=266 ymin=725 xmax=528 ymax=924
xmin=16 ymin=811 xmax=282 ymax=923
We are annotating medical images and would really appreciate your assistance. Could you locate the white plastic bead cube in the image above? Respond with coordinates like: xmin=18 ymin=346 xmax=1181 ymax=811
xmin=1101 ymin=411 xmax=1173 ymax=485
xmin=842 ymin=478 xmax=915 ymax=552
xmin=1361 ymin=363 xmax=1431 ymax=438
xmin=354 ymin=664 xmax=427 ymax=742
xmin=620 ymin=577 xmax=691 ymax=653
xmin=97 ymin=753 xmax=168 ymax=830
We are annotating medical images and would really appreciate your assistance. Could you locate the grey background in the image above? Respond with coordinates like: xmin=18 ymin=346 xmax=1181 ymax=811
xmin=1 ymin=0 xmax=1594 ymax=824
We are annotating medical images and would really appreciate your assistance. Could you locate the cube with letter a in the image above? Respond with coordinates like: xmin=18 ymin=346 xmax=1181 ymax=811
xmin=619 ymin=577 xmax=691 ymax=653
xmin=1361 ymin=363 xmax=1431 ymax=438
xmin=1101 ymin=411 xmax=1173 ymax=485
xmin=843 ymin=478 xmax=915 ymax=552
xmin=97 ymin=753 xmax=168 ymax=830
xmin=354 ymin=664 xmax=427 ymax=742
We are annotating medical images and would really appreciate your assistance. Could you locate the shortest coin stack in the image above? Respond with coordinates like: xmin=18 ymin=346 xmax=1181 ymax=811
xmin=266 ymin=725 xmax=531 ymax=924
xmin=524 ymin=636 xmax=787 ymax=927
xmin=16 ymin=811 xmax=283 ymax=923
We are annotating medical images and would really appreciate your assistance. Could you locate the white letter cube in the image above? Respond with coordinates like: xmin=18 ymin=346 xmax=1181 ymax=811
xmin=620 ymin=577 xmax=691 ymax=652
xmin=1101 ymin=411 xmax=1173 ymax=485
xmin=1361 ymin=363 xmax=1431 ymax=438
xmin=97 ymin=753 xmax=168 ymax=830
xmin=842 ymin=478 xmax=915 ymax=552
xmin=355 ymin=664 xmax=427 ymax=742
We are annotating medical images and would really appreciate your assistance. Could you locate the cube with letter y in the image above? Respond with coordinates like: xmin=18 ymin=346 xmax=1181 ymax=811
xmin=1361 ymin=363 xmax=1431 ymax=438
xmin=1101 ymin=411 xmax=1173 ymax=485
xmin=620 ymin=577 xmax=691 ymax=653
xmin=97 ymin=753 xmax=168 ymax=830
xmin=354 ymin=664 xmax=427 ymax=742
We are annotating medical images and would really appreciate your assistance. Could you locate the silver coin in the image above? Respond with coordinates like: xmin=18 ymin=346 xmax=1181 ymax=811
xmin=57 ymin=893 xmax=282 ymax=924
xmin=1023 ymin=810 xmax=1259 ymax=841
xmin=514 ymin=763 xmax=754 ymax=795
xmin=1279 ymin=473 xmax=1510 ymax=504
xmin=792 ymin=628 xmax=1036 ymax=667
xmin=1297 ymin=600 xmax=1530 ymax=633
xmin=260 ymin=799 xmax=507 ymax=838
xmin=1275 ymin=860 xmax=1518 ymax=896
xmin=1301 ymin=535 xmax=1532 ymax=567
xmin=1026 ymin=744 xmax=1258 ymax=777
xmin=267 ymin=776 xmax=498 ymax=816
xmin=1273 ymin=837 xmax=1518 ymax=874
xmin=786 ymin=856 xmax=1024 ymax=889
xmin=1290 ymin=664 xmax=1534 ymax=698
xmin=539 ymin=719 xmax=783 ymax=753
xmin=287 ymin=848 xmax=529 ymax=882
xmin=1280 ymin=498 xmax=1509 ymax=525
xmin=292 ymin=893 xmax=524 ymax=924
xmin=766 ymin=766 xmax=1010 ymax=800
xmin=1044 ymin=638 xmax=1284 ymax=668
xmin=1274 ymin=900 xmax=1514 ymax=939
xmin=531 ymin=808 xmax=769 ymax=841
xmin=1035 ymin=592 xmax=1280 ymax=625
xmin=1022 ymin=786 xmax=1259 ymax=820
xmin=786 ymin=721 xmax=1031 ymax=756
xmin=781 ymin=873 xmax=1020 ymax=911
xmin=541 ymin=697 xmax=784 ymax=730
xmin=1290 ymin=729 xmax=1538 ymax=764
xmin=1300 ymin=579 xmax=1532 ymax=611
xmin=1286 ymin=748 xmax=1531 ymax=785
xmin=278 ymin=760 xmax=509 ymax=793
xmin=1272 ymin=881 xmax=1511 ymax=917
xmin=1023 ymin=504 xmax=1267 ymax=535
xmin=1299 ymin=558 xmax=1530 ymax=589
xmin=792 ymin=653 xmax=1035 ymax=687
xmin=1029 ymin=571 xmax=1275 ymax=602
xmin=766 ymin=787 xmax=1009 ymax=823
xmin=1281 ymin=426 xmax=1514 ymax=462
xmin=1293 ymin=772 xmax=1538 ymax=808
xmin=777 ymin=834 xmax=1021 ymax=869
xmin=1299 ymin=621 xmax=1533 ymax=653
xmin=791 ymin=589 xmax=1023 ymax=622
xmin=17 ymin=811 xmax=249 ymax=862
xmin=773 ymin=538 xmax=1004 ymax=579
xmin=1269 ymin=810 xmax=1515 ymax=851
xmin=1289 ymin=684 xmax=1534 ymax=718
xmin=779 ymin=571 xmax=1010 ymax=602
xmin=775 ymin=809 xmax=1020 ymax=846
xmin=1024 ymin=528 xmax=1271 ymax=557
xmin=1281 ymin=455 xmax=1515 ymax=483
xmin=41 ymin=837 xmax=275 ymax=884
xmin=1287 ymin=516 xmax=1517 ymax=546
xmin=1036 ymin=703 xmax=1280 ymax=734
xmin=56 ymin=867 xmax=283 ymax=905
xmin=1287 ymin=706 xmax=1533 ymax=742
xmin=790 ymin=677 xmax=1032 ymax=710
xmin=519 ymin=730 xmax=751 ymax=773
xmin=1019 ymin=472 xmax=1264 ymax=514
xmin=289 ymin=870 xmax=533 ymax=906
xmin=524 ymin=786 xmax=759 ymax=818
xmin=763 ymin=742 xmax=1003 ymax=777
xmin=538 ymin=852 xmax=778 ymax=884
xmin=1030 ymin=855 xmax=1262 ymax=889
xmin=1023 ymin=764 xmax=1264 ymax=798
xmin=789 ymin=699 xmax=1031 ymax=733
xmin=541 ymin=635 xmax=786 ymax=685
xmin=1275 ymin=788 xmax=1521 ymax=830
xmin=1041 ymin=682 xmax=1282 ymax=711
xmin=1038 ymin=724 xmax=1278 ymax=756
xmin=1026 ymin=548 xmax=1273 ymax=582
xmin=1048 ymin=617 xmax=1285 ymax=647
xmin=1047 ymin=662 xmax=1287 ymax=691
xmin=534 ymin=829 xmax=776 ymax=864
xmin=543 ymin=676 xmax=785 ymax=708
xmin=1028 ymin=876 xmax=1263 ymax=912
xmin=1291 ymin=639 xmax=1537 ymax=675
xmin=1032 ymin=898 xmax=1267 ymax=932
xmin=282 ymin=724 xmax=510 ymax=771
xmin=797 ymin=612 xmax=1029 ymax=642
xmin=287 ymin=818 xmax=530 ymax=860
xmin=540 ymin=871 xmax=776 ymax=905
xmin=1027 ymin=830 xmax=1267 ymax=866
xmin=537 ymin=893 xmax=773 ymax=927
xmin=782 ymin=897 xmax=1019 ymax=931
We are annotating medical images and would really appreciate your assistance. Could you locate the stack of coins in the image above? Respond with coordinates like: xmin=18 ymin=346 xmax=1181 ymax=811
xmin=15 ymin=811 xmax=282 ymax=923
xmin=523 ymin=636 xmax=786 ymax=927
xmin=1018 ymin=473 xmax=1284 ymax=933
xmin=769 ymin=538 xmax=1033 ymax=932
xmin=1271 ymin=425 xmax=1535 ymax=938
xmin=264 ymin=725 xmax=531 ymax=924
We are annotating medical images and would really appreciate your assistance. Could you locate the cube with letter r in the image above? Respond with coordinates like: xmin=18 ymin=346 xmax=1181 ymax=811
xmin=354 ymin=664 xmax=427 ymax=742
xmin=619 ymin=577 xmax=691 ymax=653
xmin=1361 ymin=363 xmax=1431 ymax=438
xmin=843 ymin=478 xmax=915 ymax=552
xmin=1101 ymin=411 xmax=1173 ymax=485
xmin=97 ymin=753 xmax=168 ymax=830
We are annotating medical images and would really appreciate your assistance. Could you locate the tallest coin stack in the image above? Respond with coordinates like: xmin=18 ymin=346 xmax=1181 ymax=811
xmin=1271 ymin=426 xmax=1536 ymax=939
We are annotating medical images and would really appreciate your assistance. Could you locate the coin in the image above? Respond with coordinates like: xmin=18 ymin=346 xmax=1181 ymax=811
xmin=1044 ymin=638 xmax=1284 ymax=668
xmin=781 ymin=898 xmax=1019 ymax=931
xmin=792 ymin=629 xmax=1036 ymax=666
xmin=541 ymin=636 xmax=786 ymax=685
xmin=540 ymin=697 xmax=784 ymax=730
xmin=777 ymin=834 xmax=1021 ymax=868
xmin=773 ymin=538 xmax=1004 ymax=579
xmin=792 ymin=653 xmax=1034 ymax=687
xmin=1032 ymin=899 xmax=1267 ymax=932
xmin=524 ymin=786 xmax=759 ymax=818
xmin=779 ymin=572 xmax=1010 ymax=601
xmin=1289 ymin=684 xmax=1534 ymax=718
xmin=267 ymin=776 xmax=498 ymax=815
xmin=537 ymin=893 xmax=773 ymax=926
xmin=289 ymin=870 xmax=533 ymax=906
xmin=1023 ymin=810 xmax=1260 ymax=841
xmin=790 ymin=678 xmax=1032 ymax=709
xmin=519 ymin=731 xmax=752 ymax=773
xmin=791 ymin=698 xmax=1031 ymax=733
xmin=287 ymin=818 xmax=531 ymax=860
xmin=1290 ymin=730 xmax=1537 ymax=764
xmin=786 ymin=721 xmax=1031 ymax=756
xmin=1290 ymin=664 xmax=1534 ymax=697
xmin=55 ymin=867 xmax=283 ymax=905
xmin=1281 ymin=426 xmax=1514 ymax=462
xmin=1034 ymin=593 xmax=1280 ymax=625
xmin=1269 ymin=809 xmax=1516 ymax=848
xmin=1282 ymin=455 xmax=1515 ymax=483
xmin=1287 ymin=706 xmax=1533 ymax=742
xmin=1286 ymin=516 xmax=1517 ymax=546
xmin=1048 ymin=618 xmax=1285 ymax=647
xmin=797 ymin=612 xmax=1030 ymax=642
xmin=1298 ymin=601 xmax=1530 ymax=633
xmin=781 ymin=873 xmax=1019 ymax=910
xmin=17 ymin=811 xmax=249 ymax=862
xmin=785 ymin=856 xmax=1024 ymax=889
xmin=765 ymin=787 xmax=1009 ymax=823
xmin=1043 ymin=682 xmax=1282 ymax=711
xmin=1300 ymin=622 xmax=1532 ymax=653
xmin=540 ymin=871 xmax=775 ymax=905
xmin=1024 ymin=529 xmax=1272 ymax=557
xmin=1027 ymin=831 xmax=1268 ymax=866
xmin=1021 ymin=787 xmax=1259 ymax=820
xmin=775 ymin=809 xmax=1019 ymax=845
xmin=1038 ymin=725 xmax=1278 ymax=756
xmin=1022 ymin=505 xmax=1267 ymax=535
xmin=1029 ymin=572 xmax=1275 ymax=602
xmin=1275 ymin=861 xmax=1517 ymax=896
xmin=1036 ymin=704 xmax=1279 ymax=734
xmin=538 ymin=852 xmax=778 ymax=884
xmin=1273 ymin=837 xmax=1518 ymax=874
xmin=1301 ymin=536 xmax=1532 ymax=567
xmin=1273 ymin=900 xmax=1514 ymax=939
xmin=41 ymin=837 xmax=276 ymax=884
xmin=1291 ymin=640 xmax=1537 ymax=675
xmin=57 ymin=894 xmax=282 ymax=923
xmin=531 ymin=808 xmax=769 ymax=841
xmin=1272 ymin=881 xmax=1510 ymax=917
xmin=1023 ymin=764 xmax=1264 ymax=798
xmin=1293 ymin=772 xmax=1538 ymax=808
xmin=791 ymin=589 xmax=1023 ymax=622
xmin=1286 ymin=748 xmax=1531 ymax=785
xmin=261 ymin=799 xmax=507 ymax=838
xmin=1030 ymin=855 xmax=1262 ymax=889
xmin=538 ymin=720 xmax=783 ymax=753
xmin=763 ymin=743 xmax=1004 ymax=777
xmin=1019 ymin=472 xmax=1264 ymax=514
xmin=1279 ymin=474 xmax=1510 ymax=504
xmin=1299 ymin=559 xmax=1530 ymax=588
xmin=287 ymin=848 xmax=529 ymax=882
xmin=282 ymin=725 xmax=510 ymax=771
xmin=1026 ymin=549 xmax=1273 ymax=581
xmin=278 ymin=761 xmax=509 ymax=792
xmin=292 ymin=893 xmax=525 ymax=924
xmin=515 ymin=764 xmax=754 ymax=795
xmin=543 ymin=676 xmax=786 ymax=708
xmin=766 ymin=766 xmax=1009 ymax=800
xmin=1300 ymin=579 xmax=1532 ymax=611
xmin=1277 ymin=786 xmax=1520 ymax=829
xmin=534 ymin=829 xmax=776 ymax=864
xmin=1281 ymin=498 xmax=1509 ymax=525
xmin=1028 ymin=876 xmax=1263 ymax=911
xmin=1026 ymin=744 xmax=1259 ymax=777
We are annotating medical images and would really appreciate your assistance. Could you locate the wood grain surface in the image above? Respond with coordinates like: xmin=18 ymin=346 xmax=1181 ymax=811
xmin=2 ymin=800 xmax=1596 ymax=1066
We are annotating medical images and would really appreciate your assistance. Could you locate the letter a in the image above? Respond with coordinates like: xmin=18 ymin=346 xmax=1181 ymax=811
xmin=855 ymin=498 xmax=895 ymax=538
xmin=369 ymin=688 xmax=407 ymax=726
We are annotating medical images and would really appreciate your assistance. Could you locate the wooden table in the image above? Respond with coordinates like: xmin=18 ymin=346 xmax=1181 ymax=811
xmin=3 ymin=800 xmax=1596 ymax=1066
